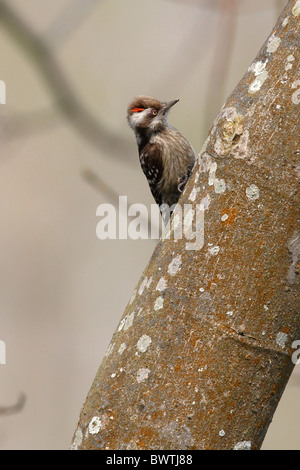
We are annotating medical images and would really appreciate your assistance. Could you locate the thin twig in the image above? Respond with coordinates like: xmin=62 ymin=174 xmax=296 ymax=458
xmin=82 ymin=168 xmax=160 ymax=241
xmin=0 ymin=393 xmax=26 ymax=416
xmin=0 ymin=1 xmax=134 ymax=164
xmin=82 ymin=168 xmax=127 ymax=207
xmin=0 ymin=107 xmax=60 ymax=142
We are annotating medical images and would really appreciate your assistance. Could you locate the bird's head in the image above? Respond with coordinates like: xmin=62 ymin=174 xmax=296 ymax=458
xmin=127 ymin=95 xmax=179 ymax=134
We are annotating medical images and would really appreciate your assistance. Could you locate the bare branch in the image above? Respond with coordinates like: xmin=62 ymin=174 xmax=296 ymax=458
xmin=0 ymin=393 xmax=26 ymax=416
xmin=82 ymin=168 xmax=159 ymax=241
xmin=163 ymin=0 xmax=285 ymax=13
xmin=0 ymin=107 xmax=60 ymax=144
xmin=0 ymin=1 xmax=134 ymax=165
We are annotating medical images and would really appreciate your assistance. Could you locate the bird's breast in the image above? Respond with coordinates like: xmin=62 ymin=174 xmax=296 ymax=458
xmin=150 ymin=129 xmax=195 ymax=192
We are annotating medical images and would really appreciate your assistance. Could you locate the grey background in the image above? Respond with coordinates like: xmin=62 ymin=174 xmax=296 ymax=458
xmin=0 ymin=0 xmax=298 ymax=450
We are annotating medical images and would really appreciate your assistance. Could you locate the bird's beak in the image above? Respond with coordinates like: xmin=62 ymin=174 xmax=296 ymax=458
xmin=162 ymin=99 xmax=179 ymax=114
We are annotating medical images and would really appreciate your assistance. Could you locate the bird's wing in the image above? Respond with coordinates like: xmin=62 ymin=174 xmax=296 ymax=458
xmin=177 ymin=161 xmax=195 ymax=193
xmin=139 ymin=142 xmax=164 ymax=206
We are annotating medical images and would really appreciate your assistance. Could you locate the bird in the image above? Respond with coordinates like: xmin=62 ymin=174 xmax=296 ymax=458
xmin=127 ymin=96 xmax=196 ymax=223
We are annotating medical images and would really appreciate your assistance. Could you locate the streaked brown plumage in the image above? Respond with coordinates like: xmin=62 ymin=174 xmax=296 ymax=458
xmin=127 ymin=96 xmax=196 ymax=219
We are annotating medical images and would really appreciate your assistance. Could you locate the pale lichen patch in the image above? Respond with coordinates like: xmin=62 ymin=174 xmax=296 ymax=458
xmin=212 ymin=107 xmax=245 ymax=158
xmin=248 ymin=59 xmax=268 ymax=76
xmin=266 ymin=33 xmax=281 ymax=53
xmin=138 ymin=277 xmax=148 ymax=296
xmin=156 ymin=277 xmax=167 ymax=292
xmin=209 ymin=246 xmax=220 ymax=256
xmin=136 ymin=307 xmax=143 ymax=317
xmin=214 ymin=178 xmax=226 ymax=194
xmin=208 ymin=161 xmax=226 ymax=194
xmin=291 ymin=80 xmax=300 ymax=105
xmin=154 ymin=296 xmax=164 ymax=311
xmin=105 ymin=342 xmax=115 ymax=357
xmin=118 ymin=312 xmax=135 ymax=332
xmin=246 ymin=184 xmax=260 ymax=201
xmin=136 ymin=368 xmax=150 ymax=383
xmin=276 ymin=332 xmax=288 ymax=348
xmin=234 ymin=441 xmax=251 ymax=450
xmin=71 ymin=427 xmax=83 ymax=450
xmin=200 ymin=193 xmax=211 ymax=211
xmin=159 ymin=422 xmax=195 ymax=449
xmin=292 ymin=0 xmax=300 ymax=16
xmin=137 ymin=334 xmax=152 ymax=353
xmin=282 ymin=17 xmax=288 ymax=27
xmin=249 ymin=70 xmax=269 ymax=94
xmin=129 ymin=290 xmax=137 ymax=305
xmin=118 ymin=343 xmax=127 ymax=355
xmin=168 ymin=255 xmax=182 ymax=276
xmin=146 ymin=276 xmax=153 ymax=289
xmin=287 ymin=232 xmax=300 ymax=285
xmin=208 ymin=162 xmax=218 ymax=186
xmin=285 ymin=54 xmax=295 ymax=72
xmin=88 ymin=416 xmax=102 ymax=435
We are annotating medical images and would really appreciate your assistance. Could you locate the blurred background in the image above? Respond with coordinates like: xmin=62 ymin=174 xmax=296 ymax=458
xmin=0 ymin=0 xmax=298 ymax=450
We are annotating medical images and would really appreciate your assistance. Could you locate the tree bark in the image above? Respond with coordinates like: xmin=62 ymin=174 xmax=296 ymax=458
xmin=72 ymin=0 xmax=300 ymax=450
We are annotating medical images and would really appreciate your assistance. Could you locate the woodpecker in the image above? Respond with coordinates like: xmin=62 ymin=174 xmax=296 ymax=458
xmin=127 ymin=96 xmax=196 ymax=220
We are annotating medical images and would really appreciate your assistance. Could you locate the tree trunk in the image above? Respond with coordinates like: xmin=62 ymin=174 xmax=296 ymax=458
xmin=72 ymin=0 xmax=300 ymax=450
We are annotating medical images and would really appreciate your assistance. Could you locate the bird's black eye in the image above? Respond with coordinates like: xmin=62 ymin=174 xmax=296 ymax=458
xmin=150 ymin=109 xmax=158 ymax=117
